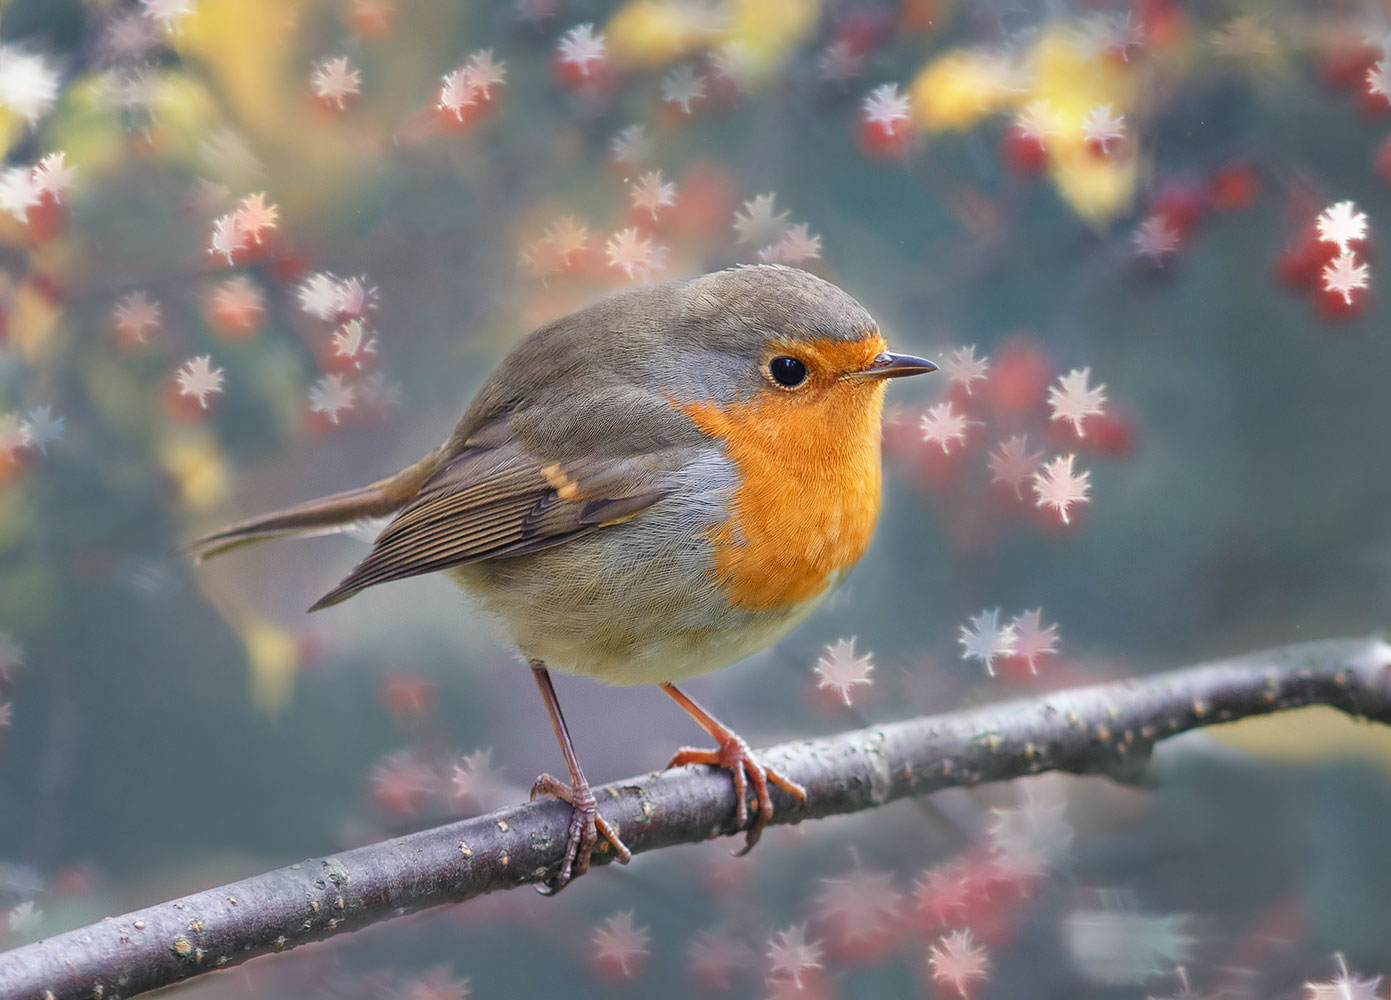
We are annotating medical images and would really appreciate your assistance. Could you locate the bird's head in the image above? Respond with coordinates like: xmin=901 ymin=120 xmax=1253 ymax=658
xmin=666 ymin=264 xmax=936 ymax=420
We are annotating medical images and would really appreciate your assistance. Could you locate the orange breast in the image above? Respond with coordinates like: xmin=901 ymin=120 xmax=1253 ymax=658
xmin=678 ymin=337 xmax=888 ymax=612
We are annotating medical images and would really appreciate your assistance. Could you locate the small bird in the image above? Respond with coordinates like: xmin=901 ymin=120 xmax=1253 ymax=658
xmin=194 ymin=265 xmax=935 ymax=890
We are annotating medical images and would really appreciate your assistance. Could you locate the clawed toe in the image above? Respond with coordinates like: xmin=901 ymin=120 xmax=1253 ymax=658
xmin=531 ymin=773 xmax=631 ymax=894
xmin=667 ymin=735 xmax=807 ymax=853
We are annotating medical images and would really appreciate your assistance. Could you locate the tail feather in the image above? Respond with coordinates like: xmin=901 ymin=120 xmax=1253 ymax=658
xmin=190 ymin=451 xmax=442 ymax=563
xmin=189 ymin=484 xmax=399 ymax=560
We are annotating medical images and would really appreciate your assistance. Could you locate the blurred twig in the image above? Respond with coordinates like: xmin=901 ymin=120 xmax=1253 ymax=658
xmin=3 ymin=634 xmax=1390 ymax=1000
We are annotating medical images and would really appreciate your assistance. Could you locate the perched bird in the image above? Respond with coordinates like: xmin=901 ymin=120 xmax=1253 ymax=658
xmin=194 ymin=265 xmax=935 ymax=890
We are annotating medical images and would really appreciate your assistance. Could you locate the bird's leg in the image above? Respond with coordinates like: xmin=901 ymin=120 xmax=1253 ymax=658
xmin=529 ymin=661 xmax=631 ymax=893
xmin=660 ymin=682 xmax=807 ymax=853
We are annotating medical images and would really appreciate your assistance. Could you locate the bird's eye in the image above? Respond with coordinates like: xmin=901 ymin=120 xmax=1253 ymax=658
xmin=768 ymin=356 xmax=808 ymax=388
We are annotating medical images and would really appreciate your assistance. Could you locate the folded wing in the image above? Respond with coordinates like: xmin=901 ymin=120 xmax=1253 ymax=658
xmin=307 ymin=426 xmax=676 ymax=611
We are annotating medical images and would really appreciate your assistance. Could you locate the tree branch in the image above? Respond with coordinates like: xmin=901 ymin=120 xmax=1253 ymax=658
xmin=4 ymin=635 xmax=1390 ymax=1000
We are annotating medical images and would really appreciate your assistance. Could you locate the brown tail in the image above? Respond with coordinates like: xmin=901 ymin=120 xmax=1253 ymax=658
xmin=189 ymin=451 xmax=442 ymax=562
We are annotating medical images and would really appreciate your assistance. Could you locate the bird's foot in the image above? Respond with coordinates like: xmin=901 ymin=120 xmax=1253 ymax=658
xmin=667 ymin=733 xmax=807 ymax=853
xmin=530 ymin=773 xmax=631 ymax=893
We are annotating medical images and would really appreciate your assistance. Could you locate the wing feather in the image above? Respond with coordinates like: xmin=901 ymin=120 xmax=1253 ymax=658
xmin=308 ymin=436 xmax=681 ymax=611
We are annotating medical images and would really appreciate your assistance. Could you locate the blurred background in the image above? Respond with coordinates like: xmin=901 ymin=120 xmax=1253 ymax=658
xmin=3 ymin=0 xmax=1391 ymax=997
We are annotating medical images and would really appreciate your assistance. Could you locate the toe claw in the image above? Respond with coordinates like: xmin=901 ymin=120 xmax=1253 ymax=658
xmin=529 ymin=774 xmax=630 ymax=893
xmin=767 ymin=766 xmax=808 ymax=805
xmin=664 ymin=732 xmax=802 ymax=853
xmin=595 ymin=813 xmax=632 ymax=864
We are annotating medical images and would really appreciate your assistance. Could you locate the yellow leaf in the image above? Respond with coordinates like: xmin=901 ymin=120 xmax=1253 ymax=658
xmin=1051 ymin=152 xmax=1138 ymax=223
xmin=608 ymin=0 xmax=726 ymax=66
xmin=609 ymin=0 xmax=821 ymax=82
xmin=242 ymin=618 xmax=300 ymax=716
xmin=171 ymin=0 xmax=307 ymax=128
xmin=158 ymin=432 xmax=229 ymax=511
xmin=1204 ymin=705 xmax=1391 ymax=769
xmin=5 ymin=282 xmax=62 ymax=361
xmin=910 ymin=29 xmax=1141 ymax=222
xmin=722 ymin=0 xmax=820 ymax=84
xmin=910 ymin=50 xmax=1022 ymax=131
xmin=1021 ymin=29 xmax=1139 ymax=223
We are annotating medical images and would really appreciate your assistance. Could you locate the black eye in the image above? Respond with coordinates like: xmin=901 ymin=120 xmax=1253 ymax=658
xmin=768 ymin=356 xmax=808 ymax=387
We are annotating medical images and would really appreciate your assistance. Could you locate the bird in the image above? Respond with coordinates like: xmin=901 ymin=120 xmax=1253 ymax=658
xmin=193 ymin=265 xmax=936 ymax=891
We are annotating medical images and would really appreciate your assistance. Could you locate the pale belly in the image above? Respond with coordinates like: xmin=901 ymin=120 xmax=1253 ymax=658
xmin=442 ymin=443 xmax=869 ymax=686
xmin=450 ymin=526 xmax=841 ymax=686
xmin=446 ymin=467 xmax=846 ymax=686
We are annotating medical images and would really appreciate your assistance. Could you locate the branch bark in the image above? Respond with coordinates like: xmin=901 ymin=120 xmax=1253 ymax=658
xmin=4 ymin=635 xmax=1390 ymax=1000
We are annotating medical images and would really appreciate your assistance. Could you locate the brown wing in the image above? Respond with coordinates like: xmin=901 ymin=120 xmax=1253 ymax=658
xmin=307 ymin=432 xmax=674 ymax=611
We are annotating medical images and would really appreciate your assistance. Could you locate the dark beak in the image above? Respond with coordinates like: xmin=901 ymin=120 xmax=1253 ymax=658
xmin=846 ymin=351 xmax=939 ymax=381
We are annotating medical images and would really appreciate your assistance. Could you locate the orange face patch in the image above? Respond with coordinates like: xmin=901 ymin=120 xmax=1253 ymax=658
xmin=678 ymin=333 xmax=889 ymax=612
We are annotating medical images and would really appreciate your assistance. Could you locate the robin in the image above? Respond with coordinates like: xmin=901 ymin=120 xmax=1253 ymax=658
xmin=194 ymin=265 xmax=935 ymax=891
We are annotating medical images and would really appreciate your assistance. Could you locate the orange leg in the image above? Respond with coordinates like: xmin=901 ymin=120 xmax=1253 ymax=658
xmin=529 ymin=661 xmax=631 ymax=893
xmin=660 ymin=683 xmax=807 ymax=852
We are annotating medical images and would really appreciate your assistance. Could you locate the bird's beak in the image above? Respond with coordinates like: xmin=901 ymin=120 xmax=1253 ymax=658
xmin=845 ymin=351 xmax=939 ymax=381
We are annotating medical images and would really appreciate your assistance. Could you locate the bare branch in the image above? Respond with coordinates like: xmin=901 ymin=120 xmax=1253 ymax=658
xmin=3 ymin=635 xmax=1390 ymax=1000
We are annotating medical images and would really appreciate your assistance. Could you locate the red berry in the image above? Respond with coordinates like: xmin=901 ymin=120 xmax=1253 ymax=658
xmin=984 ymin=336 xmax=1053 ymax=418
xmin=1375 ymin=136 xmax=1391 ymax=182
xmin=1136 ymin=0 xmax=1188 ymax=48
xmin=1152 ymin=182 xmax=1206 ymax=238
xmin=999 ymin=130 xmax=1047 ymax=174
xmin=858 ymin=116 xmax=911 ymax=158
xmin=1077 ymin=408 xmax=1136 ymax=457
xmin=23 ymin=193 xmax=64 ymax=244
xmin=1275 ymin=226 xmax=1336 ymax=291
xmin=1319 ymin=43 xmax=1379 ymax=92
xmin=1314 ymin=281 xmax=1369 ymax=320
xmin=834 ymin=6 xmax=894 ymax=56
xmin=346 ymin=0 xmax=393 ymax=39
xmin=1208 ymin=163 xmax=1259 ymax=211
